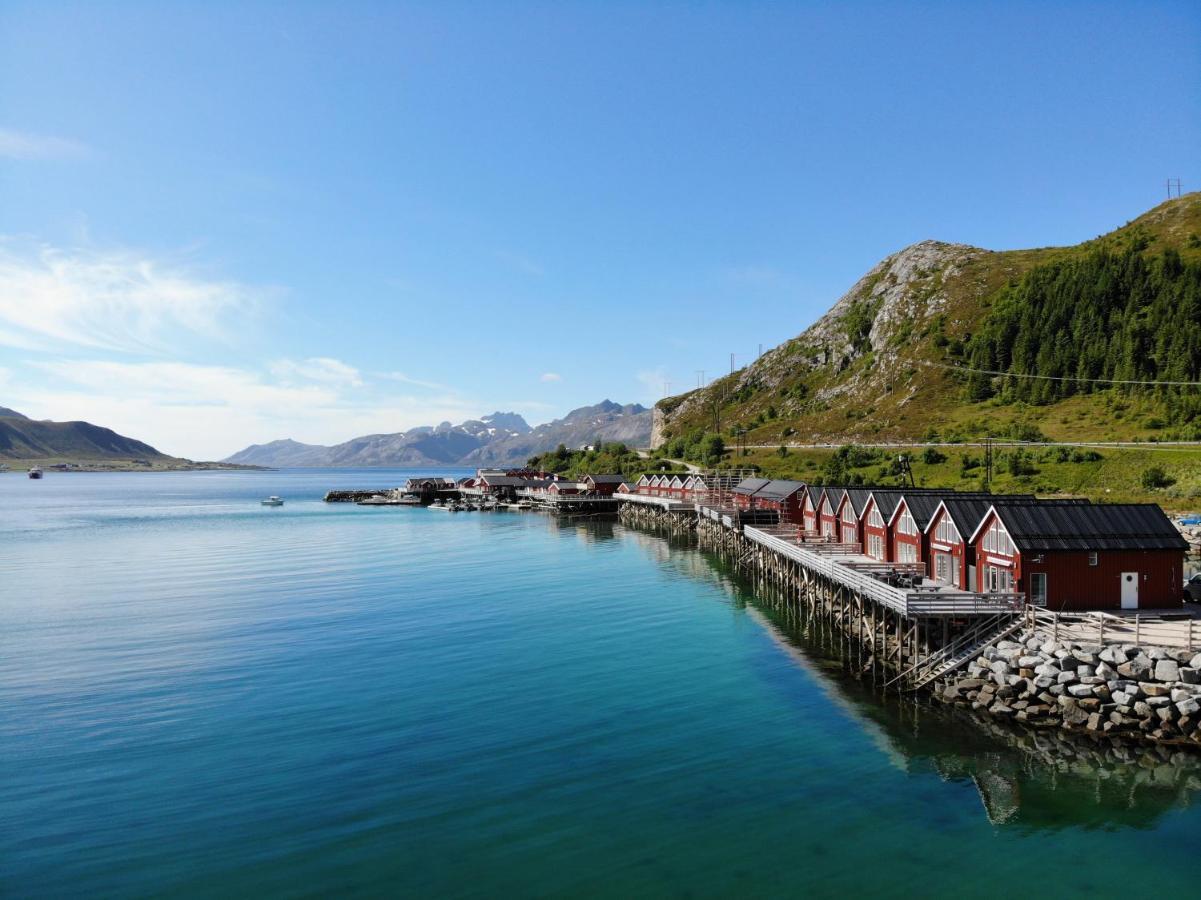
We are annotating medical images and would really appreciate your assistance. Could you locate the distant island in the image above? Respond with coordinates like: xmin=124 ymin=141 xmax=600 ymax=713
xmin=0 ymin=406 xmax=257 ymax=472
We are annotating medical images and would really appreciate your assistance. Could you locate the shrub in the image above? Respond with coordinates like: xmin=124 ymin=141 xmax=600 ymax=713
xmin=1141 ymin=466 xmax=1176 ymax=490
xmin=921 ymin=447 xmax=947 ymax=465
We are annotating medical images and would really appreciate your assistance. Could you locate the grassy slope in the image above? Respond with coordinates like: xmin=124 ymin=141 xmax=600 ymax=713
xmin=658 ymin=193 xmax=1201 ymax=447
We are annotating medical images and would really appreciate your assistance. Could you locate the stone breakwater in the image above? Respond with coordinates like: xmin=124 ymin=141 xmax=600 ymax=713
xmin=942 ymin=633 xmax=1201 ymax=746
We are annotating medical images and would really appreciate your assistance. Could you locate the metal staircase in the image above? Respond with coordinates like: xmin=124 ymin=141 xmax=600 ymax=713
xmin=888 ymin=613 xmax=1023 ymax=691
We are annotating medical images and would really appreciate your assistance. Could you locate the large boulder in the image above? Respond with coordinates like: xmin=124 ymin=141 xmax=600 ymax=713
xmin=1118 ymin=657 xmax=1153 ymax=680
xmin=1154 ymin=659 xmax=1180 ymax=682
xmin=1140 ymin=682 xmax=1171 ymax=697
xmin=1067 ymin=684 xmax=1095 ymax=698
xmin=1180 ymin=668 xmax=1201 ymax=685
xmin=1177 ymin=697 xmax=1201 ymax=717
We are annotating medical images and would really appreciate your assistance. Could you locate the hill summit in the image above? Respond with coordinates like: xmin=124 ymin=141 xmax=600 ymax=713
xmin=655 ymin=193 xmax=1201 ymax=450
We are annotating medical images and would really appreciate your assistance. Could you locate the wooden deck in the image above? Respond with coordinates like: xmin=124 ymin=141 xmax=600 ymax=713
xmin=741 ymin=526 xmax=1023 ymax=618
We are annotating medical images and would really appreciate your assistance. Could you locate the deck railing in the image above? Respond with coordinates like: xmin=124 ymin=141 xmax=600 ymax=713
xmin=1026 ymin=608 xmax=1201 ymax=651
xmin=742 ymin=526 xmax=1024 ymax=618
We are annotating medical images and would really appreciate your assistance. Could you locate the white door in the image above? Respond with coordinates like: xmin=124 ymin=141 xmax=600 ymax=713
xmin=1120 ymin=572 xmax=1138 ymax=609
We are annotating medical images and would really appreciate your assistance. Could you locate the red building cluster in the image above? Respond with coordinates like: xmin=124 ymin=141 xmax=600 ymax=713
xmin=718 ymin=478 xmax=1188 ymax=611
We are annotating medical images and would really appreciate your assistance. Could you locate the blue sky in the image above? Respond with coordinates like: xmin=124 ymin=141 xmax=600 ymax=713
xmin=1 ymin=1 xmax=1198 ymax=459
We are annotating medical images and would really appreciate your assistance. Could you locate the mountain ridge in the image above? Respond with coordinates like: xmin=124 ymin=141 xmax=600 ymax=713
xmin=224 ymin=400 xmax=651 ymax=467
xmin=654 ymin=193 xmax=1201 ymax=450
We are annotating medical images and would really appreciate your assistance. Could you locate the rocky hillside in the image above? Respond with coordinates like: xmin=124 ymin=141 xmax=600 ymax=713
xmin=655 ymin=193 xmax=1201 ymax=448
xmin=225 ymin=401 xmax=651 ymax=467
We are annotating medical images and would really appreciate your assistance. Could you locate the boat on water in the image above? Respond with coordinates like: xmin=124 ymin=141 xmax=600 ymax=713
xmin=261 ymin=496 xmax=285 ymax=506
xmin=28 ymin=467 xmax=43 ymax=480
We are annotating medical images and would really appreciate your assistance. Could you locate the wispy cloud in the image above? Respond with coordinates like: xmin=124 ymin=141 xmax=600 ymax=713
xmin=495 ymin=250 xmax=545 ymax=277
xmin=378 ymin=371 xmax=451 ymax=391
xmin=0 ymin=128 xmax=90 ymax=161
xmin=0 ymin=239 xmax=268 ymax=353
xmin=271 ymin=357 xmax=363 ymax=387
xmin=540 ymin=372 xmax=562 ymax=382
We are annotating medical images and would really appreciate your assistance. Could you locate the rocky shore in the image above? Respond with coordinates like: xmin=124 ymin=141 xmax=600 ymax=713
xmin=941 ymin=631 xmax=1201 ymax=746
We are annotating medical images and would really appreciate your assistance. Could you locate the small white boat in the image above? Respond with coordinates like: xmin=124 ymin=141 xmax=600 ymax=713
xmin=28 ymin=467 xmax=43 ymax=480
xmin=261 ymin=496 xmax=285 ymax=507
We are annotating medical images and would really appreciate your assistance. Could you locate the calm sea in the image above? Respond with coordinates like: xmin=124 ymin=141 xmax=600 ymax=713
xmin=3 ymin=469 xmax=1200 ymax=897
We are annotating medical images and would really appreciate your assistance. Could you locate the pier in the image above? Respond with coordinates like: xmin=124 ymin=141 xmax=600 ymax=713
xmin=616 ymin=494 xmax=1026 ymax=690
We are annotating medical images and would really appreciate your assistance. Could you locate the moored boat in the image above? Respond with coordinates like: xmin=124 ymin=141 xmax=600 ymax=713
xmin=28 ymin=467 xmax=43 ymax=480
xmin=261 ymin=495 xmax=284 ymax=506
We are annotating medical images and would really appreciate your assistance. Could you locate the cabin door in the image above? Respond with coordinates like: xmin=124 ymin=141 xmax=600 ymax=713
xmin=1120 ymin=572 xmax=1139 ymax=609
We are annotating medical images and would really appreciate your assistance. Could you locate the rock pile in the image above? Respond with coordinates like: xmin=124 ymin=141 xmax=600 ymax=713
xmin=941 ymin=632 xmax=1201 ymax=745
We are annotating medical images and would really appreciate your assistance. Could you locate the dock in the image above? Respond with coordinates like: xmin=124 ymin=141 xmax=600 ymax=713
xmin=616 ymin=495 xmax=1025 ymax=689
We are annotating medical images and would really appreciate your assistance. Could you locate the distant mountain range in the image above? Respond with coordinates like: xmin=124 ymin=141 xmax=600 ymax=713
xmin=0 ymin=407 xmax=173 ymax=462
xmin=224 ymin=400 xmax=651 ymax=467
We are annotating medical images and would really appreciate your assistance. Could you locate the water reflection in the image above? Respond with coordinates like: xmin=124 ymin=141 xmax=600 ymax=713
xmin=603 ymin=518 xmax=1201 ymax=830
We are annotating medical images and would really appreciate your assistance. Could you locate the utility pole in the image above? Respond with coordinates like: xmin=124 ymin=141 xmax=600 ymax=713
xmin=984 ymin=436 xmax=993 ymax=489
xmin=696 ymin=370 xmax=706 ymax=390
xmin=1167 ymin=177 xmax=1182 ymax=199
xmin=729 ymin=353 xmax=735 ymax=375
xmin=662 ymin=381 xmax=671 ymax=398
xmin=758 ymin=343 xmax=763 ymax=360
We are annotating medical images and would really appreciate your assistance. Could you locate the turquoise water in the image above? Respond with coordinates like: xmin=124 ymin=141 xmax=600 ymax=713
xmin=3 ymin=469 xmax=1201 ymax=897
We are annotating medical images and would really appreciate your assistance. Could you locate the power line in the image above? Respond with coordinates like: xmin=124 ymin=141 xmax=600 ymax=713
xmin=918 ymin=359 xmax=1201 ymax=388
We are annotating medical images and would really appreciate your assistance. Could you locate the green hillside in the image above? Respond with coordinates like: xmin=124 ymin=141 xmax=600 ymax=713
xmin=655 ymin=193 xmax=1201 ymax=450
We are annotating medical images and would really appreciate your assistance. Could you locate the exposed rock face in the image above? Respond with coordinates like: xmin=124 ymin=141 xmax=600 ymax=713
xmin=656 ymin=239 xmax=983 ymax=439
xmin=650 ymin=406 xmax=667 ymax=450
xmin=943 ymin=630 xmax=1201 ymax=747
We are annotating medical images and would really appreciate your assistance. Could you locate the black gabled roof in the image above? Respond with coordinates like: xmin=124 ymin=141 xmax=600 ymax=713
xmin=981 ymin=503 xmax=1187 ymax=552
xmin=896 ymin=491 xmax=998 ymax=529
xmin=585 ymin=473 xmax=626 ymax=484
xmin=866 ymin=490 xmax=909 ymax=519
xmin=843 ymin=487 xmax=875 ymax=516
xmin=733 ymin=477 xmax=771 ymax=495
xmin=932 ymin=494 xmax=1057 ymax=537
xmin=755 ymin=479 xmax=806 ymax=501
xmin=816 ymin=486 xmax=848 ymax=510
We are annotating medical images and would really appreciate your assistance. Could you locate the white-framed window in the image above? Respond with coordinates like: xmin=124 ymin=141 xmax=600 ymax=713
xmin=868 ymin=534 xmax=885 ymax=560
xmin=934 ymin=515 xmax=959 ymax=545
xmin=822 ymin=519 xmax=834 ymax=536
xmin=1030 ymin=572 xmax=1048 ymax=606
xmin=897 ymin=542 xmax=918 ymax=563
xmin=867 ymin=505 xmax=884 ymax=528
xmin=896 ymin=507 xmax=917 ymax=536
xmin=982 ymin=521 xmax=1014 ymax=556
xmin=935 ymin=553 xmax=949 ymax=582
xmin=841 ymin=503 xmax=856 ymax=524
xmin=1088 ymin=552 xmax=1098 ymax=566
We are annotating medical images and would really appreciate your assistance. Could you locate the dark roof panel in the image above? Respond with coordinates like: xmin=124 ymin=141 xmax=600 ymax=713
xmin=755 ymin=479 xmax=806 ymax=501
xmin=586 ymin=473 xmax=627 ymax=484
xmin=992 ymin=503 xmax=1187 ymax=552
xmin=733 ymin=477 xmax=771 ymax=495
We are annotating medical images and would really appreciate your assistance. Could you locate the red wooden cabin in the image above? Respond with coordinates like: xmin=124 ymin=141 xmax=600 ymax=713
xmin=752 ymin=480 xmax=806 ymax=522
xmin=967 ymin=502 xmax=1187 ymax=610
